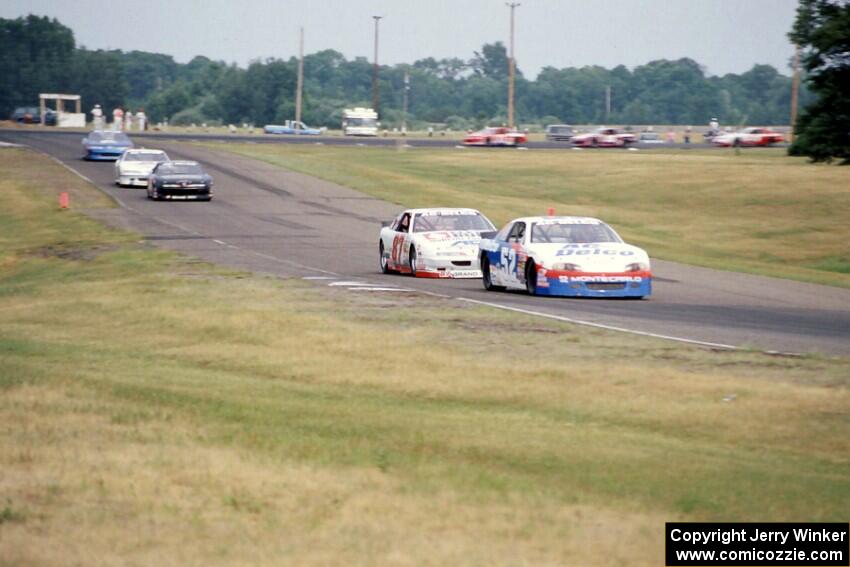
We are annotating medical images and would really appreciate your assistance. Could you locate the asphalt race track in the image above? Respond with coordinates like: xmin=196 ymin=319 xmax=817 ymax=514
xmin=1 ymin=126 xmax=780 ymax=150
xmin=2 ymin=129 xmax=847 ymax=356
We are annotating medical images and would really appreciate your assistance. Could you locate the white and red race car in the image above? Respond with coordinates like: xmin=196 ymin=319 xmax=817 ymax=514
xmin=379 ymin=208 xmax=497 ymax=278
xmin=571 ymin=128 xmax=637 ymax=147
xmin=463 ymin=127 xmax=527 ymax=147
xmin=712 ymin=127 xmax=785 ymax=147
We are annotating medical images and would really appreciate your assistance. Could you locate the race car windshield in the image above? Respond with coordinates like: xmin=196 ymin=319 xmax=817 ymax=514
xmin=347 ymin=117 xmax=376 ymax=127
xmin=550 ymin=126 xmax=571 ymax=133
xmin=90 ymin=132 xmax=130 ymax=143
xmin=531 ymin=222 xmax=622 ymax=244
xmin=413 ymin=213 xmax=494 ymax=232
xmin=125 ymin=152 xmax=166 ymax=162
xmin=157 ymin=163 xmax=204 ymax=175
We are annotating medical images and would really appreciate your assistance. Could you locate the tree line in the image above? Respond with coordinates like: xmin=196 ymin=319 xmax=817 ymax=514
xmin=0 ymin=14 xmax=814 ymax=132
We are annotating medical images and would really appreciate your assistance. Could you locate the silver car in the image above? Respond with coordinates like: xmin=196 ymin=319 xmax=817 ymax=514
xmin=545 ymin=124 xmax=574 ymax=142
xmin=114 ymin=149 xmax=170 ymax=187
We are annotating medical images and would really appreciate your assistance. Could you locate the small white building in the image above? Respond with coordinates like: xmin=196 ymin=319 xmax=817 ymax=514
xmin=39 ymin=93 xmax=86 ymax=128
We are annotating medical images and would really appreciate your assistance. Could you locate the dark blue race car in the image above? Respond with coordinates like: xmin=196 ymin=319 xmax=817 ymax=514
xmin=82 ymin=130 xmax=133 ymax=161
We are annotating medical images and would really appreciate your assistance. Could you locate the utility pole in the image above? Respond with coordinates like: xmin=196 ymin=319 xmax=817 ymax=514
xmin=372 ymin=16 xmax=383 ymax=113
xmin=605 ymin=85 xmax=611 ymax=123
xmin=295 ymin=27 xmax=304 ymax=131
xmin=402 ymin=69 xmax=410 ymax=134
xmin=507 ymin=2 xmax=520 ymax=128
xmin=790 ymin=43 xmax=800 ymax=143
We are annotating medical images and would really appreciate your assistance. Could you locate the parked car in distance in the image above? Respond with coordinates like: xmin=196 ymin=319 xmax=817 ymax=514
xmin=10 ymin=106 xmax=57 ymax=125
xmin=545 ymin=124 xmax=574 ymax=141
xmin=114 ymin=149 xmax=170 ymax=187
xmin=82 ymin=130 xmax=133 ymax=160
xmin=638 ymin=132 xmax=664 ymax=144
xmin=147 ymin=161 xmax=213 ymax=201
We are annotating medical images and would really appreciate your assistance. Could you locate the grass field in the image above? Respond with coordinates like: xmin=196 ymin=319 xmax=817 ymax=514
xmin=204 ymin=143 xmax=850 ymax=288
xmin=1 ymin=148 xmax=848 ymax=566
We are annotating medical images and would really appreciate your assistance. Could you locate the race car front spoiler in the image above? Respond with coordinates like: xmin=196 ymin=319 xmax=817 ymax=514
xmin=414 ymin=268 xmax=483 ymax=279
xmin=534 ymin=269 xmax=652 ymax=297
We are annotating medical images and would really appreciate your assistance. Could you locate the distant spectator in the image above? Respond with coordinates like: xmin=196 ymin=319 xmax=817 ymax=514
xmin=91 ymin=104 xmax=104 ymax=130
xmin=684 ymin=126 xmax=692 ymax=144
xmin=124 ymin=109 xmax=134 ymax=131
xmin=666 ymin=130 xmax=675 ymax=143
xmin=136 ymin=108 xmax=147 ymax=131
xmin=112 ymin=107 xmax=124 ymax=131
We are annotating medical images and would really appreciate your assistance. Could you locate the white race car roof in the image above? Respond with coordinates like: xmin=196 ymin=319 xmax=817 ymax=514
xmin=165 ymin=160 xmax=200 ymax=166
xmin=406 ymin=207 xmax=484 ymax=215
xmin=510 ymin=216 xmax=605 ymax=225
xmin=123 ymin=148 xmax=166 ymax=154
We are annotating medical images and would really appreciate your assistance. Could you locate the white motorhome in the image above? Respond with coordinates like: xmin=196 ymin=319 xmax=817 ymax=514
xmin=342 ymin=107 xmax=378 ymax=136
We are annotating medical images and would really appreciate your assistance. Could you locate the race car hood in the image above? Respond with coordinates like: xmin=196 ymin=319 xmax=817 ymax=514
xmin=415 ymin=230 xmax=487 ymax=257
xmin=531 ymin=242 xmax=650 ymax=271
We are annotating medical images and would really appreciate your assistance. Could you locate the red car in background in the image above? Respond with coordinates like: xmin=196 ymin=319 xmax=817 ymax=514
xmin=712 ymin=127 xmax=785 ymax=147
xmin=571 ymin=128 xmax=637 ymax=147
xmin=463 ymin=127 xmax=527 ymax=147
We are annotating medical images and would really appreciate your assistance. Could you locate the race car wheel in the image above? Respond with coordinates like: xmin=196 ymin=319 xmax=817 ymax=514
xmin=525 ymin=261 xmax=538 ymax=296
xmin=409 ymin=246 xmax=418 ymax=276
xmin=481 ymin=255 xmax=505 ymax=292
xmin=591 ymin=138 xmax=598 ymax=148
xmin=379 ymin=241 xmax=391 ymax=274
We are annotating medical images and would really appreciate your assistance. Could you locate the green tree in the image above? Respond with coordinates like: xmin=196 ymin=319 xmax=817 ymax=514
xmin=70 ymin=49 xmax=129 ymax=118
xmin=0 ymin=15 xmax=74 ymax=116
xmin=120 ymin=50 xmax=178 ymax=102
xmin=788 ymin=0 xmax=850 ymax=163
xmin=470 ymin=42 xmax=511 ymax=81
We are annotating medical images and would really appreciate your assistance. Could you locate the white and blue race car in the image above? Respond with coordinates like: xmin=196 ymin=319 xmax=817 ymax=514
xmin=478 ymin=216 xmax=652 ymax=297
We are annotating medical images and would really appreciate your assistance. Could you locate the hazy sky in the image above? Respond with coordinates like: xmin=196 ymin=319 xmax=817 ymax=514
xmin=1 ymin=0 xmax=799 ymax=77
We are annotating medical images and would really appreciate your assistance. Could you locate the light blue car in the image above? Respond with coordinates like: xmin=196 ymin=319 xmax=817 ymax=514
xmin=82 ymin=130 xmax=133 ymax=161
xmin=263 ymin=121 xmax=323 ymax=135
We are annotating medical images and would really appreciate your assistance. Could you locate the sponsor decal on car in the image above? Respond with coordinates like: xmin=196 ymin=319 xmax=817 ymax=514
xmin=421 ymin=231 xmax=484 ymax=242
xmin=557 ymin=247 xmax=635 ymax=257
xmin=558 ymin=275 xmax=644 ymax=283
xmin=449 ymin=270 xmax=480 ymax=277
